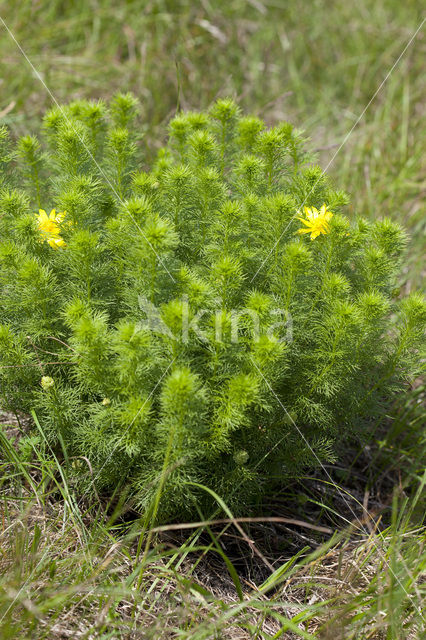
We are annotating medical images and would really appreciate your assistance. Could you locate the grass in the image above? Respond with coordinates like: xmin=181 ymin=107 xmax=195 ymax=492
xmin=1 ymin=412 xmax=425 ymax=639
xmin=0 ymin=0 xmax=425 ymax=637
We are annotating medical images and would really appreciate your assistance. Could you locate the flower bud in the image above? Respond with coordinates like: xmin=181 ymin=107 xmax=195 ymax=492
xmin=41 ymin=376 xmax=54 ymax=390
xmin=233 ymin=450 xmax=249 ymax=465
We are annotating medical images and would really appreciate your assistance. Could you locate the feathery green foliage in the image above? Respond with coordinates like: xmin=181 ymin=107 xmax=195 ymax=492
xmin=0 ymin=96 xmax=424 ymax=520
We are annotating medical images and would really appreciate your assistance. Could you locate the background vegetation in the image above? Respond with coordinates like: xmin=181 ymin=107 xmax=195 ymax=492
xmin=0 ymin=0 xmax=424 ymax=285
xmin=0 ymin=0 xmax=424 ymax=638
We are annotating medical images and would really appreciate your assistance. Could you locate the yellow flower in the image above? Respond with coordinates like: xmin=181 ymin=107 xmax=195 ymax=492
xmin=37 ymin=209 xmax=60 ymax=234
xmin=36 ymin=208 xmax=67 ymax=249
xmin=297 ymin=204 xmax=333 ymax=240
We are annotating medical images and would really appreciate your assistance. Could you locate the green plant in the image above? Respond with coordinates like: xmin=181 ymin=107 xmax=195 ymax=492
xmin=0 ymin=95 xmax=424 ymax=520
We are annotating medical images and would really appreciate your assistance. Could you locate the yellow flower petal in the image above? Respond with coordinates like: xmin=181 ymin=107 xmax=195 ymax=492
xmin=37 ymin=209 xmax=49 ymax=224
xmin=297 ymin=218 xmax=314 ymax=228
xmin=47 ymin=236 xmax=66 ymax=249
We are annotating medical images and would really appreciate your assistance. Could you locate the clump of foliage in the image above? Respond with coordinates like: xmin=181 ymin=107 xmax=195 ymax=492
xmin=0 ymin=96 xmax=424 ymax=520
